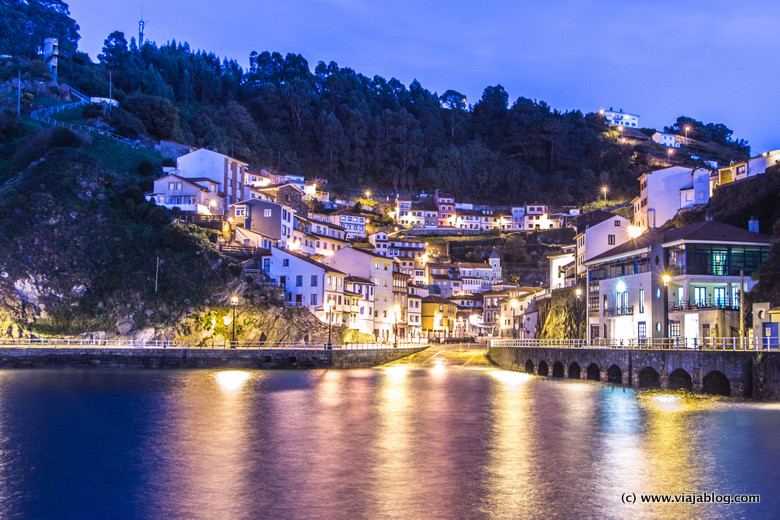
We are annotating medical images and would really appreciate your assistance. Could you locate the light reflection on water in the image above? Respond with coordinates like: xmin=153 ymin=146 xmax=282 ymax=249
xmin=0 ymin=367 xmax=777 ymax=519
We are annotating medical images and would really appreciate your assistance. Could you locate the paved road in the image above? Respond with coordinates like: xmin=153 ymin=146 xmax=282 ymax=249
xmin=385 ymin=342 xmax=493 ymax=368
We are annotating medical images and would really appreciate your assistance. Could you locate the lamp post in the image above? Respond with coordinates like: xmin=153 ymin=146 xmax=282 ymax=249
xmin=575 ymin=288 xmax=582 ymax=341
xmin=510 ymin=298 xmax=519 ymax=339
xmin=662 ymin=274 xmax=671 ymax=345
xmin=667 ymin=148 xmax=674 ymax=166
xmin=393 ymin=304 xmax=401 ymax=348
xmin=684 ymin=125 xmax=691 ymax=140
xmin=230 ymin=296 xmax=238 ymax=347
xmin=326 ymin=298 xmax=335 ymax=349
xmin=601 ymin=186 xmax=608 ymax=206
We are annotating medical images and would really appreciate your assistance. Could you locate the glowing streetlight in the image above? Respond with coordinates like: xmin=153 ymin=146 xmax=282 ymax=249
xmin=662 ymin=274 xmax=671 ymax=286
xmin=365 ymin=190 xmax=371 ymax=199
xmin=684 ymin=125 xmax=691 ymax=139
xmin=575 ymin=288 xmax=582 ymax=339
xmin=230 ymin=296 xmax=238 ymax=347
xmin=326 ymin=298 xmax=335 ymax=348
xmin=601 ymin=186 xmax=608 ymax=206
xmin=510 ymin=298 xmax=519 ymax=338
xmin=393 ymin=304 xmax=401 ymax=348
xmin=628 ymin=225 xmax=643 ymax=239
xmin=667 ymin=148 xmax=674 ymax=165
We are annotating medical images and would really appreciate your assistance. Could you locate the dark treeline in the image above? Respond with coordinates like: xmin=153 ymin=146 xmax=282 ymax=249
xmin=2 ymin=2 xmax=750 ymax=204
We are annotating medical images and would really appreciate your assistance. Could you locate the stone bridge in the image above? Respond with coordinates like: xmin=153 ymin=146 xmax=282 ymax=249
xmin=488 ymin=344 xmax=780 ymax=400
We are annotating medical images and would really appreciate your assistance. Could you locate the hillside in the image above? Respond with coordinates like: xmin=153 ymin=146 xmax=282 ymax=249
xmin=0 ymin=126 xmax=340 ymax=343
xmin=1 ymin=1 xmax=751 ymax=206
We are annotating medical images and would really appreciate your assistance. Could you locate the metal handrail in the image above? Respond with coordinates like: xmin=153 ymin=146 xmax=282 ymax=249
xmin=488 ymin=336 xmax=777 ymax=351
xmin=0 ymin=337 xmax=429 ymax=351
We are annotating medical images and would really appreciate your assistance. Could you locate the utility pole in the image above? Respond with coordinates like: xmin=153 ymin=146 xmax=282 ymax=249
xmin=17 ymin=68 xmax=21 ymax=119
xmin=154 ymin=256 xmax=159 ymax=293
xmin=739 ymin=270 xmax=745 ymax=343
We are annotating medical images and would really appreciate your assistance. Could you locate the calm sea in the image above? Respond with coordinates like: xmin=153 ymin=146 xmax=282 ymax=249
xmin=0 ymin=351 xmax=778 ymax=519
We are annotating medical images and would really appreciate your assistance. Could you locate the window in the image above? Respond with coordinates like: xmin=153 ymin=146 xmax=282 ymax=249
xmin=670 ymin=321 xmax=681 ymax=337
xmin=264 ymin=209 xmax=272 ymax=217
xmin=714 ymin=287 xmax=725 ymax=307
xmin=235 ymin=207 xmax=246 ymax=217
xmin=732 ymin=286 xmax=740 ymax=308
xmin=638 ymin=289 xmax=645 ymax=313
xmin=296 ymin=275 xmax=303 ymax=287
xmin=283 ymin=259 xmax=289 ymax=267
xmin=311 ymin=275 xmax=318 ymax=287
xmin=311 ymin=294 xmax=318 ymax=305
xmin=614 ymin=220 xmax=621 ymax=227
xmin=638 ymin=322 xmax=646 ymax=339
xmin=677 ymin=287 xmax=684 ymax=306
xmin=608 ymin=235 xmax=616 ymax=245
xmin=694 ymin=287 xmax=706 ymax=306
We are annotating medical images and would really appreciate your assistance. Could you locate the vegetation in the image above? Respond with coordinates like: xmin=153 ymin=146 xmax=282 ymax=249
xmin=1 ymin=2 xmax=752 ymax=206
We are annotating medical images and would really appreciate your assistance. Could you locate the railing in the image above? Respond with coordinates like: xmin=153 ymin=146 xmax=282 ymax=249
xmin=669 ymin=299 xmax=739 ymax=312
xmin=0 ymin=337 xmax=429 ymax=350
xmin=489 ymin=337 xmax=778 ymax=351
xmin=0 ymin=338 xmax=181 ymax=348
xmin=30 ymin=95 xmax=141 ymax=149
xmin=604 ymin=305 xmax=634 ymax=317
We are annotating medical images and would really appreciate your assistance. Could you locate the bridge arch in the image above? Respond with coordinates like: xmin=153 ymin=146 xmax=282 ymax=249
xmin=538 ymin=360 xmax=549 ymax=376
xmin=638 ymin=367 xmax=661 ymax=388
xmin=587 ymin=363 xmax=600 ymax=381
xmin=524 ymin=359 xmax=534 ymax=374
xmin=568 ymin=362 xmax=581 ymax=379
xmin=702 ymin=370 xmax=730 ymax=396
xmin=607 ymin=365 xmax=622 ymax=384
xmin=668 ymin=368 xmax=693 ymax=391
xmin=552 ymin=361 xmax=564 ymax=378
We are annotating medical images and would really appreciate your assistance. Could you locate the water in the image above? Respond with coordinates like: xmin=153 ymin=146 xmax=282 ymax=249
xmin=0 ymin=349 xmax=778 ymax=519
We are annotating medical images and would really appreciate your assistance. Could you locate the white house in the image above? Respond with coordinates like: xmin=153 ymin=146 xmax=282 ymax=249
xmin=343 ymin=275 xmax=375 ymax=335
xmin=574 ymin=210 xmax=632 ymax=277
xmin=633 ymin=167 xmax=711 ymax=231
xmin=146 ymin=174 xmax=222 ymax=214
xmin=261 ymin=248 xmax=346 ymax=323
xmin=652 ymin=132 xmax=681 ymax=148
xmin=328 ymin=209 xmax=366 ymax=239
xmin=716 ymin=149 xmax=780 ymax=189
xmin=602 ymin=108 xmax=640 ymax=128
xmin=584 ymin=221 xmax=770 ymax=344
xmin=323 ymin=248 xmax=396 ymax=341
xmin=176 ymin=149 xmax=249 ymax=213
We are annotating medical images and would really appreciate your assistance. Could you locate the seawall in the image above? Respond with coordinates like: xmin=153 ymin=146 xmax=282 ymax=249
xmin=0 ymin=346 xmax=428 ymax=370
xmin=488 ymin=346 xmax=780 ymax=400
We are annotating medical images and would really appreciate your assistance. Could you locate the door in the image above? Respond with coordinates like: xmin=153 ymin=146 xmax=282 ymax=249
xmin=764 ymin=323 xmax=779 ymax=349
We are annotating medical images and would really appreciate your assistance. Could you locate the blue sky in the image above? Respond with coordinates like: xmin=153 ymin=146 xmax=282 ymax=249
xmin=67 ymin=0 xmax=779 ymax=153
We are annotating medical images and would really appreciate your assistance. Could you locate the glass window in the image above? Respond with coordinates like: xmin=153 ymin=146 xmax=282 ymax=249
xmin=694 ymin=287 xmax=706 ymax=306
xmin=296 ymin=275 xmax=302 ymax=287
xmin=283 ymin=259 xmax=289 ymax=267
xmin=311 ymin=294 xmax=317 ymax=305
xmin=638 ymin=289 xmax=645 ymax=313
xmin=714 ymin=287 xmax=725 ymax=307
xmin=311 ymin=275 xmax=318 ymax=287
xmin=264 ymin=209 xmax=272 ymax=217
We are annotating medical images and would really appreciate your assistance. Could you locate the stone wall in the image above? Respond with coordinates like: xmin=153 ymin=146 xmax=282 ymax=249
xmin=0 ymin=347 xmax=427 ymax=370
xmin=488 ymin=346 xmax=780 ymax=400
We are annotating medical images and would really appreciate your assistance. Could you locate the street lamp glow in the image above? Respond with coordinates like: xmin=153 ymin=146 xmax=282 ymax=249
xmin=365 ymin=190 xmax=371 ymax=198
xmin=601 ymin=186 xmax=608 ymax=205
xmin=575 ymin=288 xmax=582 ymax=298
xmin=230 ymin=296 xmax=238 ymax=347
xmin=662 ymin=274 xmax=671 ymax=286
xmin=628 ymin=225 xmax=643 ymax=239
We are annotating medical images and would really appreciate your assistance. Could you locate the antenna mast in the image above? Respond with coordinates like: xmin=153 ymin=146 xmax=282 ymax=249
xmin=139 ymin=5 xmax=147 ymax=47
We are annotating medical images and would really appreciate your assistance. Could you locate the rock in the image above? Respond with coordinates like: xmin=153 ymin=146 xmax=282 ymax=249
xmin=134 ymin=328 xmax=156 ymax=341
xmin=116 ymin=316 xmax=135 ymax=335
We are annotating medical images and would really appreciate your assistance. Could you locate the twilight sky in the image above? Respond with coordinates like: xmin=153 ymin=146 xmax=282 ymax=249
xmin=67 ymin=0 xmax=779 ymax=153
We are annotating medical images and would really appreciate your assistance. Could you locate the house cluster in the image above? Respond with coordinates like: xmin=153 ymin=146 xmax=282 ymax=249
xmin=531 ymin=154 xmax=778 ymax=346
xmin=394 ymin=192 xmax=581 ymax=232
xmin=146 ymin=140 xmax=778 ymax=345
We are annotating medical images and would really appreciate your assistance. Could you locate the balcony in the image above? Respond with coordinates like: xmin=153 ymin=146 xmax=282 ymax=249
xmin=669 ymin=299 xmax=739 ymax=312
xmin=605 ymin=305 xmax=634 ymax=317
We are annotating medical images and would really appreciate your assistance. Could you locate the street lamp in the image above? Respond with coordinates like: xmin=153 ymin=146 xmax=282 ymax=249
xmin=230 ymin=296 xmax=238 ymax=347
xmin=575 ymin=288 xmax=582 ymax=340
xmin=365 ymin=190 xmax=371 ymax=200
xmin=601 ymin=186 xmax=608 ymax=206
xmin=667 ymin=148 xmax=674 ymax=165
xmin=510 ymin=298 xmax=519 ymax=339
xmin=684 ymin=125 xmax=691 ymax=139
xmin=393 ymin=304 xmax=401 ymax=348
xmin=662 ymin=274 xmax=671 ymax=344
xmin=326 ymin=298 xmax=335 ymax=349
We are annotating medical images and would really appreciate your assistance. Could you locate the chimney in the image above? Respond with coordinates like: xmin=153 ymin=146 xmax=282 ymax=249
xmin=748 ymin=217 xmax=759 ymax=234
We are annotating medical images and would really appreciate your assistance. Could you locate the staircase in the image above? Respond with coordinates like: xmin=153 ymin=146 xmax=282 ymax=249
xmin=30 ymin=86 xmax=141 ymax=149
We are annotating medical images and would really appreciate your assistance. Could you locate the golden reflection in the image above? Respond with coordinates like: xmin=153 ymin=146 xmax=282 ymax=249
xmin=429 ymin=359 xmax=447 ymax=376
xmin=483 ymin=367 xmax=537 ymax=516
xmin=215 ymin=370 xmax=250 ymax=392
xmin=489 ymin=370 xmax=533 ymax=386
xmin=366 ymin=359 xmax=416 ymax=517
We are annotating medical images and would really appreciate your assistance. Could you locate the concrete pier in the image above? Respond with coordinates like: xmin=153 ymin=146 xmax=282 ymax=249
xmin=0 ymin=346 xmax=428 ymax=370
